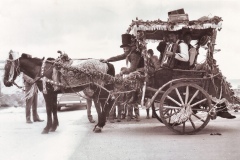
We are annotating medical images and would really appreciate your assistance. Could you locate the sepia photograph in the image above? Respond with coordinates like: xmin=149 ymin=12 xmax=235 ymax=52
xmin=0 ymin=0 xmax=240 ymax=160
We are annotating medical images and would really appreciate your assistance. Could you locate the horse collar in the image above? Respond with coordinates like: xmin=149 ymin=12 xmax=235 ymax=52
xmin=41 ymin=59 xmax=47 ymax=76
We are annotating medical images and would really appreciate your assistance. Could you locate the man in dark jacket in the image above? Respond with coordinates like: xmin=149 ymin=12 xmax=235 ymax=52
xmin=100 ymin=33 xmax=143 ymax=121
xmin=100 ymin=34 xmax=144 ymax=75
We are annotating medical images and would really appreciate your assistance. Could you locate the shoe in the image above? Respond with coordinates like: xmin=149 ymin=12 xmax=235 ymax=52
xmin=217 ymin=112 xmax=236 ymax=119
xmin=34 ymin=119 xmax=44 ymax=122
xmin=136 ymin=115 xmax=140 ymax=122
xmin=127 ymin=116 xmax=131 ymax=121
xmin=146 ymin=115 xmax=150 ymax=119
xmin=26 ymin=120 xmax=33 ymax=123
xmin=117 ymin=115 xmax=121 ymax=122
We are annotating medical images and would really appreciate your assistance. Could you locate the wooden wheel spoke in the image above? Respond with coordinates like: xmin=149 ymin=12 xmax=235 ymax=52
xmin=175 ymin=88 xmax=184 ymax=105
xmin=164 ymin=109 xmax=180 ymax=119
xmin=191 ymin=98 xmax=207 ymax=107
xmin=168 ymin=110 xmax=173 ymax=123
xmin=163 ymin=105 xmax=181 ymax=109
xmin=188 ymin=90 xmax=199 ymax=105
xmin=166 ymin=96 xmax=181 ymax=106
xmin=192 ymin=113 xmax=205 ymax=122
xmin=189 ymin=117 xmax=196 ymax=129
xmin=185 ymin=86 xmax=189 ymax=104
xmin=163 ymin=108 xmax=170 ymax=116
xmin=171 ymin=121 xmax=180 ymax=127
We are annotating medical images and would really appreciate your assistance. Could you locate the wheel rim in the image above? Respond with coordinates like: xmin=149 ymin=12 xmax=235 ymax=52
xmin=159 ymin=82 xmax=212 ymax=134
xmin=151 ymin=103 xmax=163 ymax=123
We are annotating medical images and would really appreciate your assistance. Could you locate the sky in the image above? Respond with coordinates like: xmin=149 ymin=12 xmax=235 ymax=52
xmin=0 ymin=0 xmax=240 ymax=79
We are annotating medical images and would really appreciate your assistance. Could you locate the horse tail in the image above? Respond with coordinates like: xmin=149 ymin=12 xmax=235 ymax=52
xmin=105 ymin=63 xmax=115 ymax=91
xmin=106 ymin=63 xmax=115 ymax=76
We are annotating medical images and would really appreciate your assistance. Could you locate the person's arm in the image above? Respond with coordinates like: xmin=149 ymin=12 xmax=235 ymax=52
xmin=106 ymin=53 xmax=127 ymax=62
xmin=121 ymin=54 xmax=140 ymax=74
xmin=175 ymin=43 xmax=189 ymax=62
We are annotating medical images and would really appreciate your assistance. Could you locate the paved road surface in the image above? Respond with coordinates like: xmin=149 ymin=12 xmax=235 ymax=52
xmin=0 ymin=106 xmax=240 ymax=160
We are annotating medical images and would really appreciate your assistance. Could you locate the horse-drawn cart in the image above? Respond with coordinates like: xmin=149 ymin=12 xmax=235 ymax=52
xmin=3 ymin=9 xmax=240 ymax=135
xmin=122 ymin=9 xmax=240 ymax=134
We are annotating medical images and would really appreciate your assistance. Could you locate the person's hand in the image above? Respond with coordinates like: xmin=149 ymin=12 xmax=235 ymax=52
xmin=165 ymin=51 xmax=173 ymax=56
xmin=120 ymin=67 xmax=127 ymax=76
xmin=99 ymin=59 xmax=108 ymax=63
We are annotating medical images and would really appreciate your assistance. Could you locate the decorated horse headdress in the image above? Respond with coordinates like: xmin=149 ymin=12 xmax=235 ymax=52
xmin=3 ymin=50 xmax=21 ymax=87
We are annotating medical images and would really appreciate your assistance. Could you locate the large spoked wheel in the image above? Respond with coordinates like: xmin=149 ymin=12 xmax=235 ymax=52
xmin=159 ymin=82 xmax=212 ymax=135
xmin=151 ymin=103 xmax=163 ymax=123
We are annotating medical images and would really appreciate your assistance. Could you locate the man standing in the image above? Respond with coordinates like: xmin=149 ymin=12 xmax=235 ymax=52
xmin=23 ymin=74 xmax=44 ymax=123
xmin=100 ymin=33 xmax=144 ymax=75
xmin=100 ymin=33 xmax=143 ymax=121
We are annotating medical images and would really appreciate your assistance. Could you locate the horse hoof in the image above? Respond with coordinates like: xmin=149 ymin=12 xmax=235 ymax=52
xmin=49 ymin=128 xmax=56 ymax=132
xmin=41 ymin=129 xmax=49 ymax=134
xmin=94 ymin=127 xmax=102 ymax=133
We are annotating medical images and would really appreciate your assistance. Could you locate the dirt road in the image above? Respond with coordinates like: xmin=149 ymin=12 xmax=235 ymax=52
xmin=0 ymin=106 xmax=240 ymax=160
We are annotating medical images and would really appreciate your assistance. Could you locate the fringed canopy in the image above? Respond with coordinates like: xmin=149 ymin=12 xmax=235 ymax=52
xmin=127 ymin=16 xmax=222 ymax=40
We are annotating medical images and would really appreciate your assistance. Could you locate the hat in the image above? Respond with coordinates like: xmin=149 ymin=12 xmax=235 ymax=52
xmin=120 ymin=34 xmax=132 ymax=48
xmin=199 ymin=35 xmax=211 ymax=46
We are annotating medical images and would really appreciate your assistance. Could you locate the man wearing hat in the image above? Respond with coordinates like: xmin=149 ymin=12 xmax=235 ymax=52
xmin=162 ymin=31 xmax=189 ymax=69
xmin=100 ymin=33 xmax=143 ymax=121
xmin=100 ymin=33 xmax=144 ymax=75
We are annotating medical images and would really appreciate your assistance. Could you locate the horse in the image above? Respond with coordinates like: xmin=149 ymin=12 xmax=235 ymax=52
xmin=3 ymin=50 xmax=115 ymax=134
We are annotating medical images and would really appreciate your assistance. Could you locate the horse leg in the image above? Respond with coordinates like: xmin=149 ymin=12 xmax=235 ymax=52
xmin=50 ymin=94 xmax=59 ymax=132
xmin=93 ymin=97 xmax=115 ymax=133
xmin=92 ymin=98 xmax=103 ymax=133
xmin=42 ymin=94 xmax=53 ymax=134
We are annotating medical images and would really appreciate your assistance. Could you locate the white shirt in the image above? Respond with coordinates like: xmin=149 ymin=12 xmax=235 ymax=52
xmin=174 ymin=40 xmax=189 ymax=62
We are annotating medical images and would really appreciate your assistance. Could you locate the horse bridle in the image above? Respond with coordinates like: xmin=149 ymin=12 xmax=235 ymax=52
xmin=5 ymin=58 xmax=22 ymax=88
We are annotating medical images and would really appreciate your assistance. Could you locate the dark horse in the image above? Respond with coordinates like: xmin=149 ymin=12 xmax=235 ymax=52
xmin=3 ymin=50 xmax=115 ymax=134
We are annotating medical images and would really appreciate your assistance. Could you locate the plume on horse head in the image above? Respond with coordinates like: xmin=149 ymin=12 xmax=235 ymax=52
xmin=3 ymin=50 xmax=20 ymax=87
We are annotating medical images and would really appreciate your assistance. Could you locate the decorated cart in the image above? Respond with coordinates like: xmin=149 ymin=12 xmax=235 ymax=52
xmin=4 ymin=9 xmax=239 ymax=135
xmin=120 ymin=9 xmax=240 ymax=134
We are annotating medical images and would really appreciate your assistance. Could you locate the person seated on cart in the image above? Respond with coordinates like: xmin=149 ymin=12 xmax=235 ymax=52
xmin=100 ymin=33 xmax=142 ymax=121
xmin=157 ymin=34 xmax=169 ymax=65
xmin=183 ymin=32 xmax=198 ymax=69
xmin=147 ymin=49 xmax=161 ymax=70
xmin=160 ymin=31 xmax=190 ymax=70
